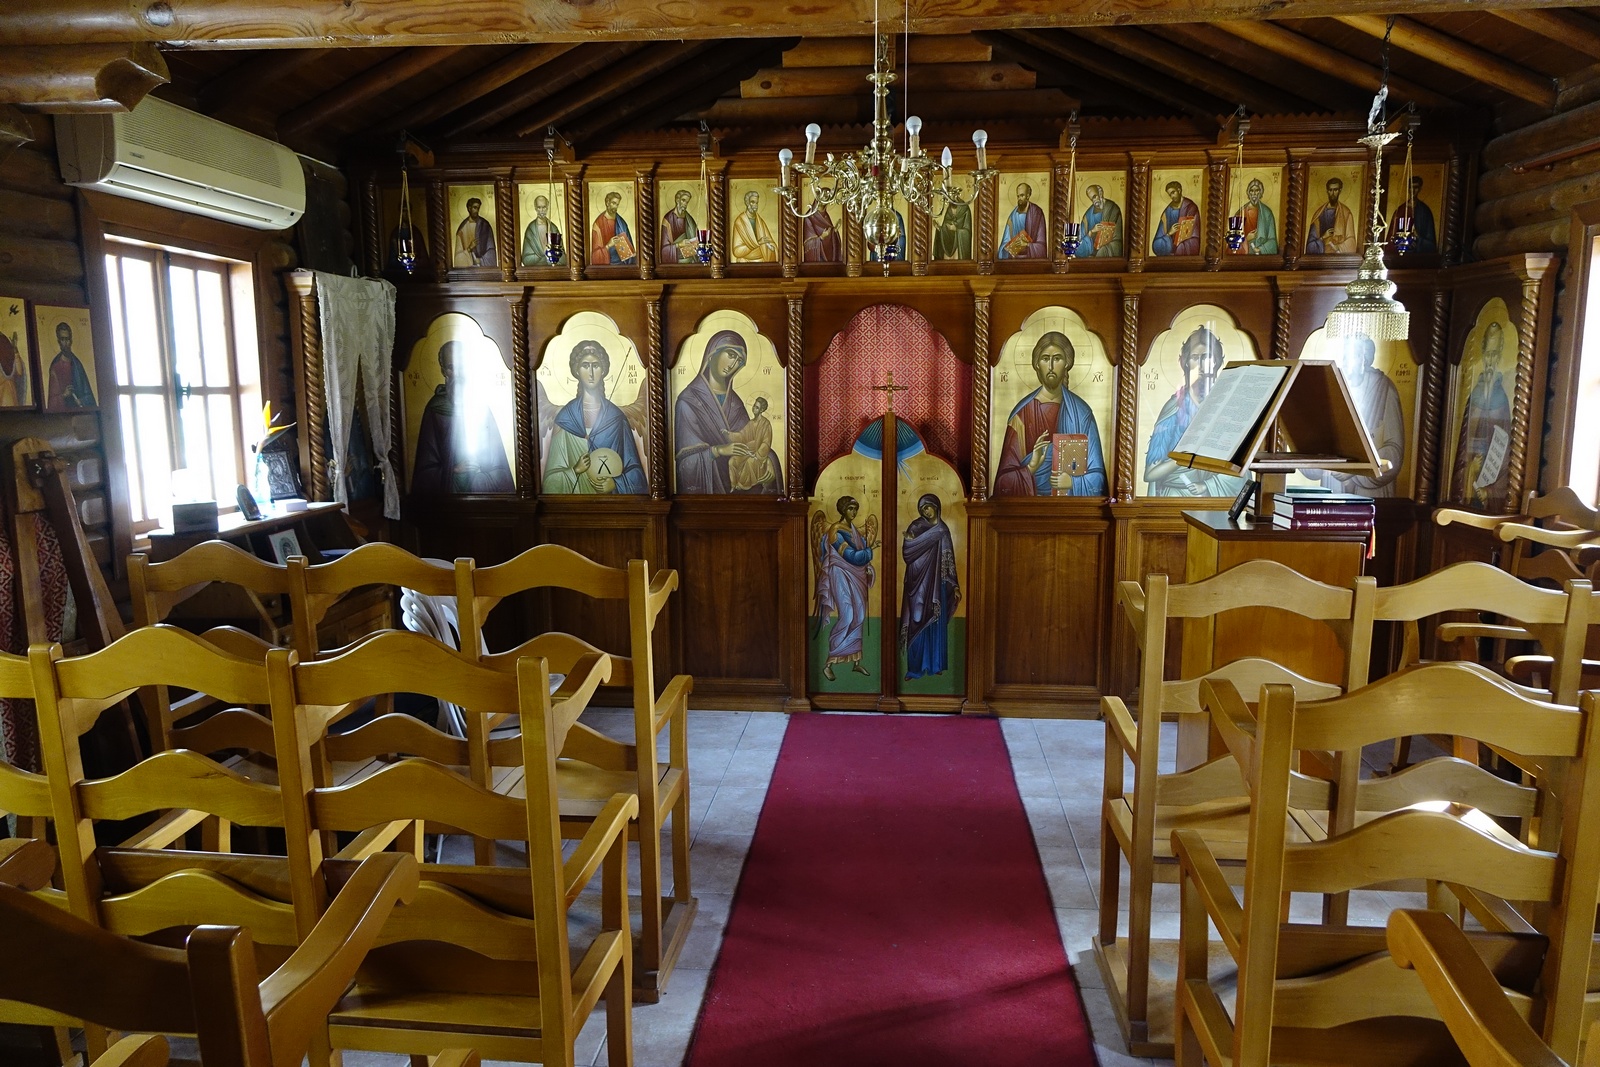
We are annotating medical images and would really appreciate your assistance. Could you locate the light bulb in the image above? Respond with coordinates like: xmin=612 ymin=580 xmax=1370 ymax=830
xmin=972 ymin=128 xmax=988 ymax=170
xmin=906 ymin=115 xmax=922 ymax=156
xmin=778 ymin=147 xmax=792 ymax=186
xmin=906 ymin=116 xmax=922 ymax=136
xmin=941 ymin=146 xmax=953 ymax=168
xmin=804 ymin=123 xmax=821 ymax=164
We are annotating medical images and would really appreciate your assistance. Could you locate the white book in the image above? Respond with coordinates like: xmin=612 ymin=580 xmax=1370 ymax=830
xmin=1171 ymin=363 xmax=1291 ymax=464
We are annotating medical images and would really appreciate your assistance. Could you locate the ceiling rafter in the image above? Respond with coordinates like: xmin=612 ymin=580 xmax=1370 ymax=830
xmin=1149 ymin=22 xmax=1363 ymax=113
xmin=1071 ymin=26 xmax=1314 ymax=116
xmin=1004 ymin=28 xmax=1229 ymax=122
xmin=432 ymin=42 xmax=643 ymax=139
xmin=197 ymin=47 xmax=334 ymax=114
xmin=1492 ymin=8 xmax=1600 ymax=59
xmin=382 ymin=43 xmax=577 ymax=131
xmin=501 ymin=41 xmax=716 ymax=138
xmin=1213 ymin=20 xmax=1456 ymax=110
xmin=277 ymin=46 xmax=469 ymax=138
xmin=978 ymin=31 xmax=1167 ymax=114
xmin=1335 ymin=14 xmax=1556 ymax=108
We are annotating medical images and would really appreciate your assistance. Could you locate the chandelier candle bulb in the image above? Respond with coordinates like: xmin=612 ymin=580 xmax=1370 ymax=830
xmin=973 ymin=129 xmax=988 ymax=171
xmin=941 ymin=146 xmax=953 ymax=169
xmin=779 ymin=148 xmax=792 ymax=187
xmin=906 ymin=115 xmax=922 ymax=156
xmin=804 ymin=123 xmax=821 ymax=165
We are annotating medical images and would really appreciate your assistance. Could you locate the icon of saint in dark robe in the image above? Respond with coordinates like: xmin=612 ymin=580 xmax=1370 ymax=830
xmin=899 ymin=494 xmax=960 ymax=680
xmin=674 ymin=330 xmax=782 ymax=494
xmin=411 ymin=340 xmax=514 ymax=495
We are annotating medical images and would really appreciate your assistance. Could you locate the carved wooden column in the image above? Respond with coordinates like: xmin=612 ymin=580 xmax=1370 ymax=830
xmin=646 ymin=296 xmax=667 ymax=500
xmin=564 ymin=167 xmax=585 ymax=281
xmin=910 ymin=206 xmax=931 ymax=277
xmin=1115 ymin=285 xmax=1142 ymax=502
xmin=1052 ymin=160 xmax=1071 ymax=274
xmin=509 ymin=290 xmax=535 ymax=499
xmin=1127 ymin=160 xmax=1149 ymax=273
xmin=1285 ymin=155 xmax=1310 ymax=270
xmin=635 ymin=165 xmax=657 ymax=281
xmin=781 ymin=199 xmax=800 ymax=279
xmin=363 ymin=174 xmax=382 ymax=277
xmin=1442 ymin=145 xmax=1467 ymax=267
xmin=495 ymin=175 xmax=515 ymax=282
xmin=296 ymin=286 xmax=329 ymax=501
xmin=1271 ymin=276 xmax=1297 ymax=361
xmin=971 ymin=289 xmax=993 ymax=501
xmin=1204 ymin=155 xmax=1227 ymax=270
xmin=709 ymin=164 xmax=728 ymax=280
xmin=844 ymin=207 xmax=863 ymax=277
xmin=1415 ymin=287 xmax=1451 ymax=505
xmin=428 ymin=178 xmax=448 ymax=278
xmin=976 ymin=175 xmax=997 ymax=275
xmin=1505 ymin=271 xmax=1542 ymax=513
xmin=785 ymin=292 xmax=805 ymax=500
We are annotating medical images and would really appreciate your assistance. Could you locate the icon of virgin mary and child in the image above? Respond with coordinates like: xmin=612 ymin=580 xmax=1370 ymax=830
xmin=673 ymin=329 xmax=783 ymax=494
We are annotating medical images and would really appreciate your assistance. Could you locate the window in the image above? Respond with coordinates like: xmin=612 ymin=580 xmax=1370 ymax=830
xmin=102 ymin=240 xmax=262 ymax=533
xmin=1570 ymin=234 xmax=1600 ymax=506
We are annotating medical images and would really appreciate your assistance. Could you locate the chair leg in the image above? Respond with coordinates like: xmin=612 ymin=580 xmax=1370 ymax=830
xmin=1175 ymin=871 xmax=1208 ymax=1067
xmin=605 ymin=950 xmax=634 ymax=1067
xmin=1098 ymin=810 xmax=1121 ymax=946
xmin=637 ymin=813 xmax=664 ymax=973
xmin=1391 ymin=735 xmax=1413 ymax=773
xmin=670 ymin=786 xmax=692 ymax=904
xmin=1126 ymin=857 xmax=1153 ymax=1027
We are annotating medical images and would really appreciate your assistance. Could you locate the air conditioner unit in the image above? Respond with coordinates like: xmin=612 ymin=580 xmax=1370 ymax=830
xmin=56 ymin=96 xmax=306 ymax=231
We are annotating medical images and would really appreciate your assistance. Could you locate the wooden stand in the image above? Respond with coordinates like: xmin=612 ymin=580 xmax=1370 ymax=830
xmin=1179 ymin=509 xmax=1368 ymax=768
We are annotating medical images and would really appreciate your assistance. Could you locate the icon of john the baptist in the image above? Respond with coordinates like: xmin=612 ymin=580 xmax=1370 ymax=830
xmin=674 ymin=330 xmax=782 ymax=494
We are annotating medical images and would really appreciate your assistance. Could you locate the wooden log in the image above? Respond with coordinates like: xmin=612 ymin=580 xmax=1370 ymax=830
xmin=1213 ymin=20 xmax=1456 ymax=110
xmin=1335 ymin=14 xmax=1556 ymax=108
xmin=381 ymin=42 xmax=576 ymax=131
xmin=740 ymin=62 xmax=1036 ymax=98
xmin=0 ymin=42 xmax=167 ymax=111
xmin=504 ymin=41 xmax=713 ymax=137
xmin=0 ymin=187 xmax=77 ymax=241
xmin=1475 ymin=169 xmax=1600 ymax=232
xmin=278 ymin=46 xmax=469 ymax=137
xmin=1473 ymin=217 xmax=1570 ymax=259
xmin=1152 ymin=22 xmax=1362 ymax=113
xmin=1476 ymin=149 xmax=1600 ymax=202
xmin=1 ymin=0 xmax=1584 ymax=49
xmin=700 ymin=87 xmax=1080 ymax=126
xmin=1482 ymin=98 xmax=1600 ymax=170
xmin=978 ymin=30 xmax=1163 ymax=112
xmin=782 ymin=37 xmax=992 ymax=67
xmin=0 ymin=105 xmax=35 ymax=167
xmin=0 ymin=233 xmax=87 ymax=287
xmin=0 ymin=141 xmax=68 ymax=196
xmin=1493 ymin=9 xmax=1600 ymax=61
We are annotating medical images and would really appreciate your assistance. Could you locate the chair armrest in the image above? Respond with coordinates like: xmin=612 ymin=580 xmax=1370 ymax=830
xmin=1172 ymin=828 xmax=1243 ymax=957
xmin=1116 ymin=582 xmax=1146 ymax=635
xmin=97 ymin=1035 xmax=171 ymax=1067
xmin=550 ymin=651 xmax=612 ymax=744
xmin=256 ymin=852 xmax=420 ymax=1062
xmin=1435 ymin=508 xmax=1514 ymax=531
xmin=1438 ymin=622 xmax=1537 ymax=644
xmin=1495 ymin=522 xmax=1600 ymax=550
xmin=1201 ymin=678 xmax=1256 ymax=771
xmin=563 ymin=792 xmax=639 ymax=906
xmin=1103 ymin=697 xmax=1137 ymax=759
xmin=429 ymin=1054 xmax=482 ymax=1067
xmin=653 ymin=674 xmax=692 ymax=735
xmin=0 ymin=838 xmax=55 ymax=891
xmin=1386 ymin=908 xmax=1566 ymax=1067
xmin=646 ymin=569 xmax=679 ymax=623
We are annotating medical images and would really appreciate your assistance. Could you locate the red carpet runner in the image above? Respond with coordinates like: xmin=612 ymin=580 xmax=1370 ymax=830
xmin=686 ymin=715 xmax=1096 ymax=1067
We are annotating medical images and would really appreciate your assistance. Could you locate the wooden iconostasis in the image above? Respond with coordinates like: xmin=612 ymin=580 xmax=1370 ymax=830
xmin=298 ymin=120 xmax=1556 ymax=716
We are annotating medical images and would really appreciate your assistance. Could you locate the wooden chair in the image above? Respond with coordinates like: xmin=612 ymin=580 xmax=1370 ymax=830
xmin=1096 ymin=559 xmax=1372 ymax=1058
xmin=0 ymin=840 xmax=437 ymax=1067
xmin=1171 ymin=666 xmax=1600 ymax=1067
xmin=286 ymin=541 xmax=459 ymax=662
xmin=465 ymin=545 xmax=695 ymax=1003
xmin=272 ymin=629 xmax=636 ymax=1066
xmin=1388 ymin=909 xmax=1600 ymax=1067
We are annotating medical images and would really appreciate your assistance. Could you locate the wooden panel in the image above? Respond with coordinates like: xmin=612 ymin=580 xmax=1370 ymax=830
xmin=669 ymin=497 xmax=805 ymax=709
xmin=1108 ymin=504 xmax=1190 ymax=700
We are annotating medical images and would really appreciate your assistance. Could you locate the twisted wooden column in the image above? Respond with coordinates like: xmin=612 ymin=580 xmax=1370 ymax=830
xmin=781 ymin=201 xmax=799 ymax=279
xmin=1052 ymin=161 xmax=1070 ymax=274
xmin=1115 ymin=291 xmax=1141 ymax=502
xmin=971 ymin=293 xmax=993 ymax=501
xmin=636 ymin=168 xmax=656 ymax=281
xmin=976 ymin=175 xmax=997 ymax=275
xmin=363 ymin=174 xmax=381 ymax=277
xmin=1443 ymin=147 xmax=1466 ymax=266
xmin=495 ymin=176 xmax=515 ymax=282
xmin=910 ymin=206 xmax=930 ymax=277
xmin=1505 ymin=276 xmax=1541 ymax=513
xmin=1415 ymin=286 xmax=1451 ymax=505
xmin=1285 ymin=160 xmax=1309 ymax=270
xmin=1127 ymin=161 xmax=1149 ymax=273
xmin=565 ymin=170 xmax=585 ymax=281
xmin=646 ymin=297 xmax=667 ymax=500
xmin=509 ymin=291 xmax=534 ymax=499
xmin=844 ymin=208 xmax=863 ymax=277
xmin=1204 ymin=159 xmax=1227 ymax=269
xmin=298 ymin=288 xmax=328 ymax=501
xmin=709 ymin=168 xmax=727 ymax=280
xmin=1272 ymin=281 xmax=1294 ymax=361
xmin=428 ymin=178 xmax=448 ymax=278
xmin=786 ymin=295 xmax=805 ymax=500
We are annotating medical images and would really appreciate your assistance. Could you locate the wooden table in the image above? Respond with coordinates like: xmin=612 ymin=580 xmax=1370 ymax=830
xmin=1179 ymin=509 xmax=1368 ymax=767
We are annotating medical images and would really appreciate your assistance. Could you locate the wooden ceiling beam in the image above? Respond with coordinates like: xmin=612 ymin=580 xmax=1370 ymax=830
xmin=1213 ymin=20 xmax=1456 ymax=110
xmin=382 ymin=43 xmax=576 ymax=131
xmin=502 ymin=41 xmax=715 ymax=138
xmin=1005 ymin=28 xmax=1227 ymax=122
xmin=277 ymin=45 xmax=468 ymax=137
xmin=700 ymin=87 xmax=1078 ymax=127
xmin=1151 ymin=22 xmax=1362 ymax=113
xmin=1336 ymin=14 xmax=1556 ymax=108
xmin=1493 ymin=8 xmax=1600 ymax=60
xmin=741 ymin=62 xmax=1035 ymax=98
xmin=6 ymin=0 xmax=1598 ymax=49
xmin=570 ymin=37 xmax=785 ymax=148
xmin=198 ymin=47 xmax=334 ymax=113
xmin=432 ymin=41 xmax=641 ymax=139
xmin=0 ymin=42 xmax=167 ymax=111
xmin=781 ymin=37 xmax=993 ymax=67
xmin=1072 ymin=26 xmax=1312 ymax=116
xmin=978 ymin=31 xmax=1164 ymax=114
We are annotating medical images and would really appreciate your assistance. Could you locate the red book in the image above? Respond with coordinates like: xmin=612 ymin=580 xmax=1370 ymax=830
xmin=1272 ymin=515 xmax=1374 ymax=531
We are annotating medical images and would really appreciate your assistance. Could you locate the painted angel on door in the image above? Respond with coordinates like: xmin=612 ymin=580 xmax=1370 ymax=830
xmin=810 ymin=498 xmax=879 ymax=682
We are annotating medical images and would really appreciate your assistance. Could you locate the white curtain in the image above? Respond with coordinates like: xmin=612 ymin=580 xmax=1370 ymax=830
xmin=313 ymin=272 xmax=399 ymax=519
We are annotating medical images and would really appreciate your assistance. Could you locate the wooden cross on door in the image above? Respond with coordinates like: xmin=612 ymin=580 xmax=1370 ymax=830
xmin=871 ymin=370 xmax=909 ymax=414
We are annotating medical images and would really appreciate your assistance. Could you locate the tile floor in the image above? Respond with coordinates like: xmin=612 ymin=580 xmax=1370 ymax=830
xmin=137 ymin=708 xmax=1428 ymax=1067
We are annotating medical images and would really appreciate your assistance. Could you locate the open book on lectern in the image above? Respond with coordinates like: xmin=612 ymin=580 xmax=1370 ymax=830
xmin=1167 ymin=359 xmax=1382 ymax=482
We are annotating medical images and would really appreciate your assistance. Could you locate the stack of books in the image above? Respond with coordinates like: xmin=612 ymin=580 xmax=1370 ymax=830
xmin=1272 ymin=491 xmax=1376 ymax=531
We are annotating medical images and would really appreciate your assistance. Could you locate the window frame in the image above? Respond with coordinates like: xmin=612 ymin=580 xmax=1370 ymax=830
xmin=1550 ymin=199 xmax=1600 ymax=506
